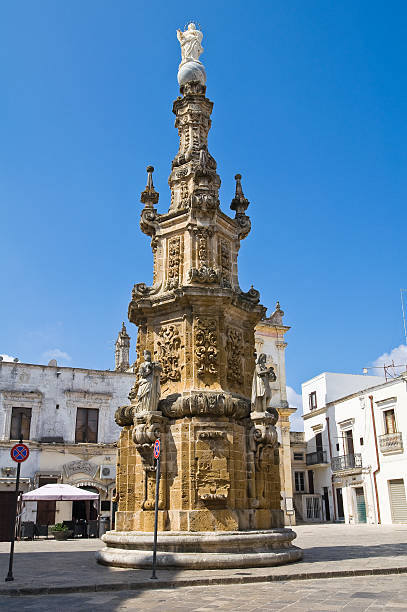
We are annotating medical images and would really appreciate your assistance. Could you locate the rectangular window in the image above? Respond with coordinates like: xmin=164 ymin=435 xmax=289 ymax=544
xmin=345 ymin=429 xmax=354 ymax=455
xmin=294 ymin=471 xmax=305 ymax=492
xmin=10 ymin=407 xmax=32 ymax=440
xmin=315 ymin=432 xmax=323 ymax=453
xmin=309 ymin=392 xmax=317 ymax=411
xmin=293 ymin=452 xmax=304 ymax=461
xmin=384 ymin=409 xmax=396 ymax=434
xmin=75 ymin=408 xmax=99 ymax=443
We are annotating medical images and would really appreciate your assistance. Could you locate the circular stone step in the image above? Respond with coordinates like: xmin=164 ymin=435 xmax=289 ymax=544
xmin=96 ymin=529 xmax=303 ymax=569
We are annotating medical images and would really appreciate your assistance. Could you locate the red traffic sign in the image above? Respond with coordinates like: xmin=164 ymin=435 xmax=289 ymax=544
xmin=153 ymin=439 xmax=160 ymax=459
xmin=10 ymin=443 xmax=30 ymax=463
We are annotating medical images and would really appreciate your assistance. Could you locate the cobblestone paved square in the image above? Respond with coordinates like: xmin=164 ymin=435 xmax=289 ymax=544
xmin=1 ymin=525 xmax=407 ymax=610
xmin=2 ymin=576 xmax=407 ymax=611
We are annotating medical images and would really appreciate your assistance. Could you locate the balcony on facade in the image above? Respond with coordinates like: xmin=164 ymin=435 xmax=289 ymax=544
xmin=331 ymin=453 xmax=362 ymax=472
xmin=306 ymin=450 xmax=328 ymax=466
xmin=379 ymin=432 xmax=403 ymax=454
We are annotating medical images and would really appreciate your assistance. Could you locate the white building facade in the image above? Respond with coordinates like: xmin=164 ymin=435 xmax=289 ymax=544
xmin=300 ymin=371 xmax=407 ymax=525
xmin=255 ymin=302 xmax=297 ymax=525
xmin=0 ymin=358 xmax=134 ymax=540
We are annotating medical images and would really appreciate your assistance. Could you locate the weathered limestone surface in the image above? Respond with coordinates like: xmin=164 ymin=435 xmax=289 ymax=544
xmin=98 ymin=24 xmax=302 ymax=568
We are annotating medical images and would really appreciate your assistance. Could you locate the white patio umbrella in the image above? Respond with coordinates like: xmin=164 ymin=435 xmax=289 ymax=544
xmin=22 ymin=483 xmax=99 ymax=501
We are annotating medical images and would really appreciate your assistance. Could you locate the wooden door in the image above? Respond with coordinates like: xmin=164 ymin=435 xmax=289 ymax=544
xmin=0 ymin=492 xmax=17 ymax=541
xmin=37 ymin=500 xmax=56 ymax=525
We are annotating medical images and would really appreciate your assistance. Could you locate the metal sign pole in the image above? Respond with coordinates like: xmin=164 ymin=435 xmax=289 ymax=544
xmin=151 ymin=444 xmax=161 ymax=580
xmin=5 ymin=436 xmax=22 ymax=582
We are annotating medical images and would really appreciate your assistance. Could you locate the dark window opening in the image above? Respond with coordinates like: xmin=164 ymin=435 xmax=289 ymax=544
xmin=345 ymin=430 xmax=354 ymax=455
xmin=100 ymin=501 xmax=110 ymax=511
xmin=360 ymin=437 xmax=364 ymax=446
xmin=384 ymin=409 xmax=397 ymax=434
xmin=10 ymin=407 xmax=32 ymax=440
xmin=315 ymin=432 xmax=323 ymax=453
xmin=75 ymin=408 xmax=99 ymax=443
xmin=293 ymin=452 xmax=304 ymax=461
xmin=309 ymin=392 xmax=317 ymax=411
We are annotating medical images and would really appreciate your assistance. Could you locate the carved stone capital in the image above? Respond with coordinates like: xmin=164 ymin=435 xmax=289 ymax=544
xmin=188 ymin=266 xmax=218 ymax=284
xmin=132 ymin=411 xmax=166 ymax=468
xmin=159 ymin=391 xmax=250 ymax=420
xmin=235 ymin=213 xmax=251 ymax=240
xmin=115 ymin=404 xmax=134 ymax=427
xmin=140 ymin=205 xmax=159 ymax=237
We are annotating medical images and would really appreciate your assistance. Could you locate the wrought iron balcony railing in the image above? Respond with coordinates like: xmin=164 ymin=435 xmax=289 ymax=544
xmin=306 ymin=450 xmax=328 ymax=466
xmin=379 ymin=432 xmax=403 ymax=454
xmin=331 ymin=453 xmax=362 ymax=472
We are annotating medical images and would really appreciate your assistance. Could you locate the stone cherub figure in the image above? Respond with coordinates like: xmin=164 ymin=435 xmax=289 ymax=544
xmin=136 ymin=350 xmax=162 ymax=412
xmin=177 ymin=23 xmax=203 ymax=66
xmin=251 ymin=353 xmax=277 ymax=413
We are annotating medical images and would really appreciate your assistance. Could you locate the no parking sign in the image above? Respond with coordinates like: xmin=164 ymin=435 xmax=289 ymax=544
xmin=10 ymin=443 xmax=30 ymax=463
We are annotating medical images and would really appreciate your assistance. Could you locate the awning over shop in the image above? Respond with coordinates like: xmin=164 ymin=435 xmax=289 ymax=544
xmin=22 ymin=483 xmax=99 ymax=501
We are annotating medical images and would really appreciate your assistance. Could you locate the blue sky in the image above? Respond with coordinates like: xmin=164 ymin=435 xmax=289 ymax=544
xmin=1 ymin=1 xmax=406 ymax=421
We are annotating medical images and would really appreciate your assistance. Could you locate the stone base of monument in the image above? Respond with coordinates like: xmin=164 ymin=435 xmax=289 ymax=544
xmin=96 ymin=529 xmax=303 ymax=569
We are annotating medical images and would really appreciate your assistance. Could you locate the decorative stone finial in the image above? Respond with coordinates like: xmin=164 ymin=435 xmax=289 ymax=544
xmin=230 ymin=174 xmax=249 ymax=214
xmin=141 ymin=165 xmax=159 ymax=207
xmin=230 ymin=173 xmax=251 ymax=240
xmin=267 ymin=301 xmax=285 ymax=326
xmin=177 ymin=23 xmax=206 ymax=86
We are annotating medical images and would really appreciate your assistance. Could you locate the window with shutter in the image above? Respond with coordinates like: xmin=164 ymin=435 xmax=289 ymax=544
xmin=75 ymin=408 xmax=99 ymax=443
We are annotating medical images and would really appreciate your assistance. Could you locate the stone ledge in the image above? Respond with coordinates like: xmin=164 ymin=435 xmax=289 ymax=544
xmin=2 ymin=566 xmax=407 ymax=597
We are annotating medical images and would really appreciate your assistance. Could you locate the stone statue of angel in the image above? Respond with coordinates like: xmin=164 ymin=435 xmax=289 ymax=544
xmin=136 ymin=350 xmax=162 ymax=412
xmin=177 ymin=23 xmax=203 ymax=66
xmin=251 ymin=353 xmax=276 ymax=413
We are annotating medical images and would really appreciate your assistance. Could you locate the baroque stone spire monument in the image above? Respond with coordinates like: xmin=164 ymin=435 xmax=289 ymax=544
xmin=97 ymin=24 xmax=302 ymax=569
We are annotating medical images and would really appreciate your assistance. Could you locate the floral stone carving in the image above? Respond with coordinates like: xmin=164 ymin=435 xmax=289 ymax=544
xmin=226 ymin=327 xmax=243 ymax=387
xmin=157 ymin=324 xmax=182 ymax=383
xmin=195 ymin=318 xmax=218 ymax=377
xmin=167 ymin=236 xmax=182 ymax=290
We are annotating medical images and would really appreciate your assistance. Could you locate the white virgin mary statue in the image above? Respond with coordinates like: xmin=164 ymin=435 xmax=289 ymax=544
xmin=177 ymin=23 xmax=203 ymax=66
xmin=136 ymin=350 xmax=162 ymax=412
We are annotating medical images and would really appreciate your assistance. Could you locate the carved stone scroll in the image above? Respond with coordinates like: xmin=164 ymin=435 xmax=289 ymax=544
xmin=189 ymin=228 xmax=218 ymax=284
xmin=157 ymin=324 xmax=182 ymax=384
xmin=219 ymin=240 xmax=231 ymax=288
xmin=195 ymin=318 xmax=218 ymax=377
xmin=167 ymin=236 xmax=182 ymax=290
xmin=226 ymin=327 xmax=243 ymax=387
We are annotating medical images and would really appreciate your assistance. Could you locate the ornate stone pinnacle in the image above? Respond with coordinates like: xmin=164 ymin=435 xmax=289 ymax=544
xmin=141 ymin=165 xmax=159 ymax=207
xmin=121 ymin=322 xmax=129 ymax=338
xmin=230 ymin=173 xmax=249 ymax=214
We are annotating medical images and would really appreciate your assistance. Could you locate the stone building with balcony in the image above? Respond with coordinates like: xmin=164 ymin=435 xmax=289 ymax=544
xmin=301 ymin=371 xmax=407 ymax=524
